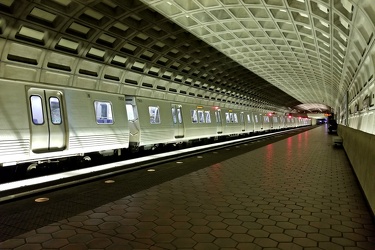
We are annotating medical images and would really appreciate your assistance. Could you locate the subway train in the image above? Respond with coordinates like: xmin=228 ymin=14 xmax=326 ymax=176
xmin=0 ymin=79 xmax=311 ymax=169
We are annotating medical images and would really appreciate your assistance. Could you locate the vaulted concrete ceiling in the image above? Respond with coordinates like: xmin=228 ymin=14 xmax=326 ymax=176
xmin=1 ymin=0 xmax=374 ymax=113
xmin=140 ymin=0 xmax=374 ymax=113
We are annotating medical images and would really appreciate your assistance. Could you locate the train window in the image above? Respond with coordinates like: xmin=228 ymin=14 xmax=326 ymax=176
xmin=233 ymin=113 xmax=238 ymax=123
xmin=254 ymin=115 xmax=258 ymax=123
xmin=240 ymin=113 xmax=244 ymax=123
xmin=94 ymin=101 xmax=113 ymax=124
xmin=264 ymin=116 xmax=269 ymax=122
xmin=273 ymin=117 xmax=278 ymax=123
xmin=230 ymin=113 xmax=234 ymax=123
xmin=191 ymin=110 xmax=198 ymax=123
xmin=198 ymin=110 xmax=205 ymax=123
xmin=205 ymin=111 xmax=211 ymax=123
xmin=49 ymin=97 xmax=62 ymax=124
xmin=225 ymin=112 xmax=230 ymax=123
xmin=30 ymin=95 xmax=44 ymax=125
xmin=247 ymin=114 xmax=252 ymax=123
xmin=149 ymin=106 xmax=161 ymax=124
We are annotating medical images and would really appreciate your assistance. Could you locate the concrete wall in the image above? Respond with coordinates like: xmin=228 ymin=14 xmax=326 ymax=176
xmin=338 ymin=125 xmax=375 ymax=215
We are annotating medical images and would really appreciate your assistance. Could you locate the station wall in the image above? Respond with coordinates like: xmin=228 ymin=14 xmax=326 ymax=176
xmin=338 ymin=125 xmax=375 ymax=216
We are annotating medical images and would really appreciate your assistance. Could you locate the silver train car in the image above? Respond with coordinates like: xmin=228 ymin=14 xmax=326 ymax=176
xmin=0 ymin=79 xmax=311 ymax=168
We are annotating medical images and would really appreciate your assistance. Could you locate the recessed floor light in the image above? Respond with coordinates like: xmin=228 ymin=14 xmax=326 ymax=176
xmin=147 ymin=169 xmax=156 ymax=172
xmin=104 ymin=180 xmax=115 ymax=183
xmin=35 ymin=197 xmax=49 ymax=202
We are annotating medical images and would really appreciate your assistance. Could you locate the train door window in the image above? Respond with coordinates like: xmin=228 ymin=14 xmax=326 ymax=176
xmin=149 ymin=106 xmax=161 ymax=124
xmin=264 ymin=116 xmax=269 ymax=123
xmin=254 ymin=115 xmax=258 ymax=123
xmin=30 ymin=95 xmax=44 ymax=125
xmin=233 ymin=113 xmax=238 ymax=123
xmin=126 ymin=104 xmax=138 ymax=121
xmin=49 ymin=97 xmax=62 ymax=124
xmin=247 ymin=114 xmax=251 ymax=123
xmin=215 ymin=110 xmax=222 ymax=123
xmin=273 ymin=117 xmax=278 ymax=123
xmin=171 ymin=107 xmax=177 ymax=124
xmin=198 ymin=110 xmax=205 ymax=123
xmin=191 ymin=110 xmax=198 ymax=123
xmin=177 ymin=108 xmax=183 ymax=123
xmin=205 ymin=111 xmax=211 ymax=123
xmin=240 ymin=113 xmax=244 ymax=123
xmin=94 ymin=101 xmax=113 ymax=124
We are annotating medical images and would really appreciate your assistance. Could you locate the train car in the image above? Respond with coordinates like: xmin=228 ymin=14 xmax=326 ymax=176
xmin=0 ymin=78 xmax=312 ymax=169
xmin=262 ymin=114 xmax=272 ymax=131
xmin=0 ymin=79 xmax=129 ymax=168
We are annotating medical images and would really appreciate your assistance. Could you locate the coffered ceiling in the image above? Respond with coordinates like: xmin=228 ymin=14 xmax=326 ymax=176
xmin=140 ymin=0 xmax=375 ymax=112
xmin=1 ymin=0 xmax=374 ymax=113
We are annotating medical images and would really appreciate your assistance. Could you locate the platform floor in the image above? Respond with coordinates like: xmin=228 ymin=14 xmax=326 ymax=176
xmin=0 ymin=126 xmax=374 ymax=250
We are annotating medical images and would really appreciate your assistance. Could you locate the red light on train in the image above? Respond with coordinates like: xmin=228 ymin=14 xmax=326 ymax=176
xmin=268 ymin=113 xmax=272 ymax=116
xmin=288 ymin=115 xmax=292 ymax=118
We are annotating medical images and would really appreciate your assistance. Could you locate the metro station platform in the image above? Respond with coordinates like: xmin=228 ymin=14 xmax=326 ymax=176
xmin=0 ymin=125 xmax=374 ymax=250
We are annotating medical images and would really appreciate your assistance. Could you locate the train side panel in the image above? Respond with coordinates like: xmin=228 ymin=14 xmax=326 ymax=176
xmin=0 ymin=81 xmax=30 ymax=165
xmin=180 ymin=103 xmax=217 ymax=140
xmin=133 ymin=97 xmax=175 ymax=146
xmin=219 ymin=108 xmax=243 ymax=135
xmin=253 ymin=113 xmax=262 ymax=132
xmin=262 ymin=115 xmax=272 ymax=131
xmin=272 ymin=116 xmax=280 ymax=130
xmin=244 ymin=112 xmax=255 ymax=133
xmin=64 ymin=89 xmax=129 ymax=153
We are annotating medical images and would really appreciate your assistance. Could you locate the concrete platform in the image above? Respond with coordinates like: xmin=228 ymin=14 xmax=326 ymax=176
xmin=0 ymin=126 xmax=374 ymax=249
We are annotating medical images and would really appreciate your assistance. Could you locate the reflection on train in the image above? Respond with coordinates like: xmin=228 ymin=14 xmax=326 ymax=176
xmin=0 ymin=79 xmax=311 ymax=169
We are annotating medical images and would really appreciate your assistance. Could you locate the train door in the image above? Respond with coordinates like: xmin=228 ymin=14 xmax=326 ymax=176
xmin=171 ymin=104 xmax=184 ymax=138
xmin=28 ymin=88 xmax=66 ymax=153
xmin=215 ymin=109 xmax=223 ymax=134
xmin=240 ymin=112 xmax=245 ymax=131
